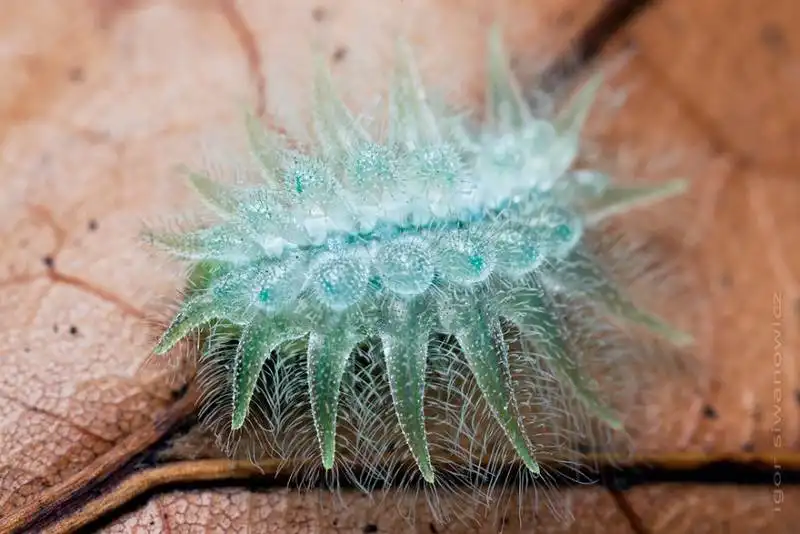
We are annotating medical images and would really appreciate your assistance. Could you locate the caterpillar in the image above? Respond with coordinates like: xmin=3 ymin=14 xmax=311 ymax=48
xmin=146 ymin=28 xmax=691 ymax=520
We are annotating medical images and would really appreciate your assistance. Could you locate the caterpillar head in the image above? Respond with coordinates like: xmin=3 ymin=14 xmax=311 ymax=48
xmin=146 ymin=27 xmax=691 ymax=513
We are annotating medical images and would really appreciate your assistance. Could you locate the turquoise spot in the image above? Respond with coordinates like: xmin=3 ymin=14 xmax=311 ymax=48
xmin=468 ymin=255 xmax=485 ymax=272
xmin=369 ymin=275 xmax=383 ymax=290
xmin=553 ymin=224 xmax=572 ymax=241
xmin=322 ymin=279 xmax=336 ymax=295
xmin=258 ymin=288 xmax=271 ymax=303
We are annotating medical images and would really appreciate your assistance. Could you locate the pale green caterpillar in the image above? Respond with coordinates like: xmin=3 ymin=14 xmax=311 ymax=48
xmin=146 ymin=28 xmax=690 ymax=519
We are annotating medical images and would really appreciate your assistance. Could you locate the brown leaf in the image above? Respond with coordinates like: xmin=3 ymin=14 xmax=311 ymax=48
xmin=99 ymin=487 xmax=627 ymax=534
xmin=604 ymin=0 xmax=800 ymax=455
xmin=0 ymin=0 xmax=255 ymax=519
xmin=624 ymin=486 xmax=800 ymax=534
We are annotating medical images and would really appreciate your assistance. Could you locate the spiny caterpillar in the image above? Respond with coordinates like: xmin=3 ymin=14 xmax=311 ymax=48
xmin=147 ymin=29 xmax=690 ymax=513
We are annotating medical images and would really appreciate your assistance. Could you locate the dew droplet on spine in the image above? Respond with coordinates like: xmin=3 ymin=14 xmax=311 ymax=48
xmin=349 ymin=142 xmax=397 ymax=186
xmin=282 ymin=154 xmax=337 ymax=200
xmin=375 ymin=236 xmax=435 ymax=297
xmin=434 ymin=232 xmax=495 ymax=285
xmin=491 ymin=224 xmax=544 ymax=277
xmin=535 ymin=206 xmax=583 ymax=257
xmin=236 ymin=189 xmax=309 ymax=248
xmin=309 ymin=252 xmax=371 ymax=311
xmin=408 ymin=143 xmax=463 ymax=184
xmin=521 ymin=119 xmax=556 ymax=151
xmin=484 ymin=132 xmax=526 ymax=171
xmin=251 ymin=260 xmax=304 ymax=313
